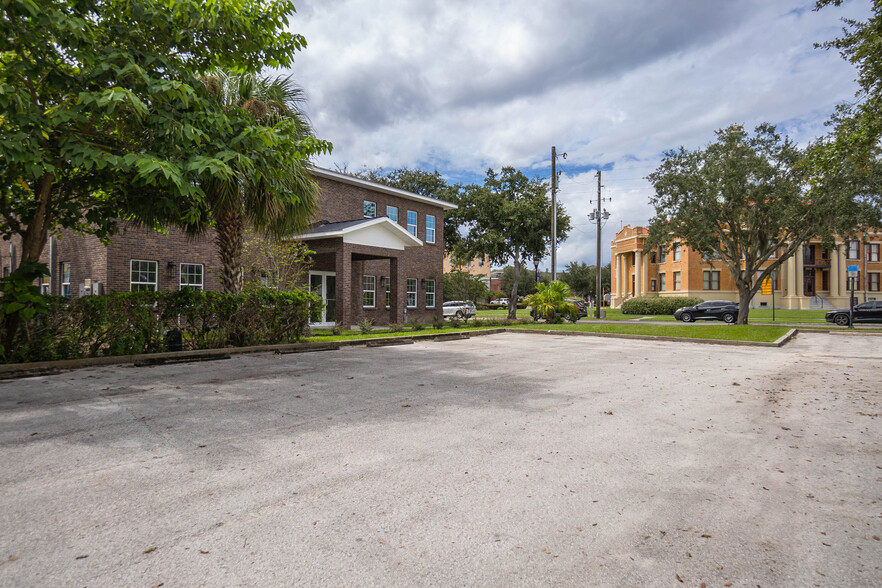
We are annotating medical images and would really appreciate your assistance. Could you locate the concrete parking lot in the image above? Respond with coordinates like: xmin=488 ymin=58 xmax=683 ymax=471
xmin=0 ymin=331 xmax=879 ymax=587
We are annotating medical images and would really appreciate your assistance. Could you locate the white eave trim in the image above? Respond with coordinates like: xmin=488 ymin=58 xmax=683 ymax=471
xmin=292 ymin=217 xmax=424 ymax=249
xmin=311 ymin=167 xmax=458 ymax=211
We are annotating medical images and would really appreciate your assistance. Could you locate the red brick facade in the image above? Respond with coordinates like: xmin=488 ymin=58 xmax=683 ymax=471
xmin=5 ymin=168 xmax=454 ymax=327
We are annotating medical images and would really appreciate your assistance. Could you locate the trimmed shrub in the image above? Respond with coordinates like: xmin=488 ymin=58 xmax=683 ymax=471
xmin=3 ymin=288 xmax=317 ymax=363
xmin=620 ymin=296 xmax=704 ymax=315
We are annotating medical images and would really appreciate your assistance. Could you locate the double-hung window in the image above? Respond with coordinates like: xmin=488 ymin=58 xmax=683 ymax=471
xmin=659 ymin=273 xmax=666 ymax=291
xmin=386 ymin=206 xmax=398 ymax=222
xmin=130 ymin=260 xmax=157 ymax=292
xmin=425 ymin=279 xmax=435 ymax=308
xmin=426 ymin=215 xmax=436 ymax=244
xmin=363 ymin=275 xmax=376 ymax=307
xmin=867 ymin=243 xmax=880 ymax=262
xmin=658 ymin=248 xmax=666 ymax=263
xmin=703 ymin=270 xmax=720 ymax=290
xmin=673 ymin=243 xmax=681 ymax=262
xmin=60 ymin=262 xmax=71 ymax=297
xmin=673 ymin=271 xmax=681 ymax=291
xmin=180 ymin=263 xmax=204 ymax=290
xmin=869 ymin=272 xmax=880 ymax=292
xmin=848 ymin=240 xmax=860 ymax=259
xmin=406 ymin=278 xmax=417 ymax=307
xmin=364 ymin=201 xmax=376 ymax=218
xmin=407 ymin=211 xmax=417 ymax=236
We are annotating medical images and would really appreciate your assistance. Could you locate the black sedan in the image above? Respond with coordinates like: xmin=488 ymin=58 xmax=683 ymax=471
xmin=825 ymin=300 xmax=882 ymax=326
xmin=674 ymin=300 xmax=739 ymax=323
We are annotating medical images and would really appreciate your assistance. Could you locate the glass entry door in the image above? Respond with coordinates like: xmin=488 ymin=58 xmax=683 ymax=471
xmin=309 ymin=272 xmax=336 ymax=325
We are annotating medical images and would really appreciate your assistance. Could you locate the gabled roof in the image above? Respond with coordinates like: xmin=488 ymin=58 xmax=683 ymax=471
xmin=293 ymin=217 xmax=423 ymax=250
xmin=311 ymin=167 xmax=458 ymax=211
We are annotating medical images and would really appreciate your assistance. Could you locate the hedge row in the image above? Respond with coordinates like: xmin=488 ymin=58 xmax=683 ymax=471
xmin=620 ymin=296 xmax=704 ymax=315
xmin=4 ymin=288 xmax=317 ymax=364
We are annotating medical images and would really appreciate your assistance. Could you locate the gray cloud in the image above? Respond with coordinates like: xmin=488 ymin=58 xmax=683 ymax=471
xmin=288 ymin=0 xmax=872 ymax=266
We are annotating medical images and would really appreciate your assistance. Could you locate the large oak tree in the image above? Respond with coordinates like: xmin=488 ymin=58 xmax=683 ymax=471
xmin=646 ymin=124 xmax=849 ymax=324
xmin=454 ymin=167 xmax=571 ymax=320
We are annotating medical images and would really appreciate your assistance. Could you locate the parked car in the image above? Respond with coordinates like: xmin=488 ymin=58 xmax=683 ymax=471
xmin=674 ymin=300 xmax=739 ymax=323
xmin=442 ymin=300 xmax=477 ymax=319
xmin=825 ymin=300 xmax=882 ymax=326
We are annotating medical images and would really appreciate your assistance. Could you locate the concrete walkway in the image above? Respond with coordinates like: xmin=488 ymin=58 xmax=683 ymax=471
xmin=0 ymin=332 xmax=879 ymax=586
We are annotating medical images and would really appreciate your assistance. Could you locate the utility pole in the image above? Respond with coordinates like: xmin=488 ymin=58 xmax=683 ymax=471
xmin=551 ymin=146 xmax=557 ymax=281
xmin=589 ymin=171 xmax=610 ymax=319
xmin=595 ymin=170 xmax=602 ymax=319
xmin=550 ymin=146 xmax=567 ymax=281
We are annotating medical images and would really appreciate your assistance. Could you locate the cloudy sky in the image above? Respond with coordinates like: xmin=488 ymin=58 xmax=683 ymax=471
xmin=286 ymin=0 xmax=870 ymax=268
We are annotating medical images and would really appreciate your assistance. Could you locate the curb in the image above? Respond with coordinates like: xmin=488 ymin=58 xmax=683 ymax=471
xmin=0 ymin=327 xmax=797 ymax=380
xmin=0 ymin=328 xmax=506 ymax=380
xmin=503 ymin=327 xmax=799 ymax=348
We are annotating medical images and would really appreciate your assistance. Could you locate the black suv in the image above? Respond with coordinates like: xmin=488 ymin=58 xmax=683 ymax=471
xmin=674 ymin=300 xmax=739 ymax=323
xmin=825 ymin=300 xmax=882 ymax=326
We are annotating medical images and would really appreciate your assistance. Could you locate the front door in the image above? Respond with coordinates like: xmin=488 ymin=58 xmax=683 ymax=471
xmin=803 ymin=269 xmax=815 ymax=297
xmin=309 ymin=271 xmax=336 ymax=325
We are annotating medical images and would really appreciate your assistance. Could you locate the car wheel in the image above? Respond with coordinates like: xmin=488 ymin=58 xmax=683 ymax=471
xmin=680 ymin=312 xmax=693 ymax=323
xmin=722 ymin=312 xmax=736 ymax=324
xmin=456 ymin=310 xmax=464 ymax=319
xmin=833 ymin=313 xmax=850 ymax=326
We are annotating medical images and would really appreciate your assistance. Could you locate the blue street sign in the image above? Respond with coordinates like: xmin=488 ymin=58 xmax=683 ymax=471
xmin=847 ymin=265 xmax=859 ymax=271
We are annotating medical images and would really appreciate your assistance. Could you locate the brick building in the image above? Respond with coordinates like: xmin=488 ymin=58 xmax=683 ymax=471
xmin=611 ymin=225 xmax=882 ymax=309
xmin=1 ymin=167 xmax=456 ymax=327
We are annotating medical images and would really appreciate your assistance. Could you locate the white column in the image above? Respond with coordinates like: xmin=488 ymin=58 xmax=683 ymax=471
xmin=787 ymin=249 xmax=797 ymax=297
xmin=796 ymin=245 xmax=804 ymax=300
xmin=830 ymin=244 xmax=840 ymax=298
xmin=634 ymin=252 xmax=642 ymax=296
xmin=616 ymin=254 xmax=623 ymax=300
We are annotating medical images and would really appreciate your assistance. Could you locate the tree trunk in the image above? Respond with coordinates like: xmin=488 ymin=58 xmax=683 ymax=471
xmin=737 ymin=286 xmax=752 ymax=324
xmin=215 ymin=209 xmax=245 ymax=294
xmin=508 ymin=258 xmax=521 ymax=320
xmin=2 ymin=173 xmax=54 ymax=355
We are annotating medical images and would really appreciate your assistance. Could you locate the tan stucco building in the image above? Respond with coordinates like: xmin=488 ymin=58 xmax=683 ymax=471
xmin=611 ymin=225 xmax=882 ymax=309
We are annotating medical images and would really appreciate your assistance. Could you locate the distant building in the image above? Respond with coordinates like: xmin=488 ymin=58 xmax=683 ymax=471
xmin=611 ymin=225 xmax=882 ymax=309
xmin=444 ymin=254 xmax=491 ymax=290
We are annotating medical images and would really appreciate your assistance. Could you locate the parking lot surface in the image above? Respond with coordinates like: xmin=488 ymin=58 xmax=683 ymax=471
xmin=1 ymin=331 xmax=880 ymax=587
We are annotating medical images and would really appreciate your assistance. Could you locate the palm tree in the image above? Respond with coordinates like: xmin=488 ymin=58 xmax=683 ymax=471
xmin=200 ymin=71 xmax=326 ymax=293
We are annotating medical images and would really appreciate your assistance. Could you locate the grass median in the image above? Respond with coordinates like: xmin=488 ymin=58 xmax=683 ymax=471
xmin=508 ymin=322 xmax=792 ymax=342
xmin=306 ymin=320 xmax=792 ymax=343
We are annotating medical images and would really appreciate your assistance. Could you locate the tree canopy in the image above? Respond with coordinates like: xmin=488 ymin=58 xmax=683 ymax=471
xmin=646 ymin=124 xmax=849 ymax=324
xmin=0 ymin=0 xmax=314 ymax=267
xmin=454 ymin=167 xmax=571 ymax=319
xmin=559 ymin=261 xmax=610 ymax=299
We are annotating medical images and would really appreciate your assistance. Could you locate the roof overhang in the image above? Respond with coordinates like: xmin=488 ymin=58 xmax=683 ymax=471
xmin=311 ymin=167 xmax=458 ymax=211
xmin=293 ymin=217 xmax=424 ymax=251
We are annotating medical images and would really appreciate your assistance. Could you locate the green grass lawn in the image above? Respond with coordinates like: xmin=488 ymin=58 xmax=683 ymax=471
xmin=305 ymin=319 xmax=793 ymax=343
xmin=509 ymin=322 xmax=792 ymax=342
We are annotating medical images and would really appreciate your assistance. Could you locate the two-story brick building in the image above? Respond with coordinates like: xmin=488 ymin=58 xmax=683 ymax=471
xmin=1 ymin=167 xmax=456 ymax=327
xmin=610 ymin=225 xmax=882 ymax=309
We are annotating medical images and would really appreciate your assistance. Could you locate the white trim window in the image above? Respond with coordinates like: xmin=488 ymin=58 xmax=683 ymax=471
xmin=60 ymin=262 xmax=71 ymax=298
xmin=385 ymin=280 xmax=391 ymax=308
xmin=673 ymin=271 xmax=681 ymax=291
xmin=363 ymin=275 xmax=376 ymax=307
xmin=425 ymin=279 xmax=436 ymax=307
xmin=673 ymin=243 xmax=682 ymax=262
xmin=703 ymin=270 xmax=720 ymax=290
xmin=407 ymin=211 xmax=417 ymax=236
xmin=364 ymin=201 xmax=376 ymax=218
xmin=848 ymin=239 xmax=860 ymax=259
xmin=386 ymin=205 xmax=398 ymax=222
xmin=869 ymin=272 xmax=880 ymax=292
xmin=180 ymin=263 xmax=204 ymax=290
xmin=659 ymin=273 xmax=666 ymax=292
xmin=867 ymin=243 xmax=880 ymax=262
xmin=426 ymin=215 xmax=436 ymax=244
xmin=130 ymin=260 xmax=157 ymax=292
xmin=406 ymin=278 xmax=417 ymax=307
